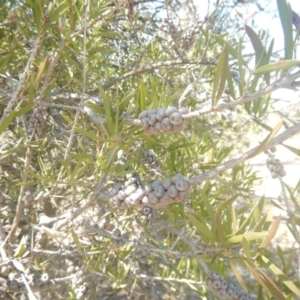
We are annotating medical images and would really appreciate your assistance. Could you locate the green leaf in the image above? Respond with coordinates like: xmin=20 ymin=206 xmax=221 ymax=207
xmin=254 ymin=60 xmax=300 ymax=74
xmin=276 ymin=0 xmax=293 ymax=60
xmin=249 ymin=121 xmax=283 ymax=158
xmin=237 ymin=37 xmax=245 ymax=94
xmin=212 ymin=47 xmax=228 ymax=106
xmin=282 ymin=144 xmax=300 ymax=156
xmin=13 ymin=236 xmax=26 ymax=258
xmin=229 ymin=261 xmax=248 ymax=291
xmin=258 ymin=216 xmax=281 ymax=250
xmin=214 ymin=213 xmax=226 ymax=246
xmin=48 ymin=1 xmax=69 ymax=23
xmin=245 ymin=25 xmax=266 ymax=67
xmin=70 ymin=228 xmax=82 ymax=252
xmin=261 ymin=255 xmax=300 ymax=297
xmin=211 ymin=34 xmax=247 ymax=66
xmin=227 ymin=232 xmax=268 ymax=243
xmin=241 ymin=237 xmax=252 ymax=260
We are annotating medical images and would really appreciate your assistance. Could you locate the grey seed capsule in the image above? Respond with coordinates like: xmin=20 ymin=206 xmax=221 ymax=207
xmin=143 ymin=185 xmax=152 ymax=195
xmin=232 ymin=288 xmax=241 ymax=298
xmin=171 ymin=122 xmax=184 ymax=132
xmin=143 ymin=206 xmax=152 ymax=215
xmin=141 ymin=118 xmax=150 ymax=130
xmin=139 ymin=111 xmax=148 ymax=120
xmin=271 ymin=172 xmax=278 ymax=179
xmin=210 ymin=272 xmax=221 ymax=280
xmin=155 ymin=184 xmax=165 ymax=198
xmin=34 ymin=278 xmax=44 ymax=287
xmin=206 ymin=278 xmax=213 ymax=289
xmin=169 ymin=112 xmax=183 ymax=125
xmin=163 ymin=178 xmax=172 ymax=189
xmin=238 ymin=294 xmax=249 ymax=300
xmin=162 ymin=191 xmax=172 ymax=202
xmin=273 ymin=159 xmax=281 ymax=165
xmin=154 ymin=122 xmax=162 ymax=132
xmin=148 ymin=114 xmax=157 ymax=126
xmin=142 ymin=196 xmax=150 ymax=205
xmin=156 ymin=108 xmax=167 ymax=121
xmin=147 ymin=213 xmax=155 ymax=220
xmin=117 ymin=189 xmax=126 ymax=198
xmin=124 ymin=196 xmax=133 ymax=207
xmin=279 ymin=169 xmax=286 ymax=177
xmin=217 ymin=289 xmax=227 ymax=298
xmin=267 ymin=164 xmax=274 ymax=171
xmin=149 ymin=108 xmax=158 ymax=115
xmin=124 ymin=185 xmax=136 ymax=196
xmin=167 ymin=185 xmax=179 ymax=197
xmin=78 ymin=285 xmax=87 ymax=292
xmin=178 ymin=107 xmax=189 ymax=114
xmin=161 ymin=118 xmax=172 ymax=131
xmin=178 ymin=190 xmax=190 ymax=200
xmin=166 ymin=106 xmax=177 ymax=117
xmin=135 ymin=188 xmax=145 ymax=199
xmin=140 ymin=215 xmax=148 ymax=224
xmin=226 ymin=288 xmax=234 ymax=297
xmin=220 ymin=279 xmax=228 ymax=289
xmin=41 ymin=273 xmax=49 ymax=282
xmin=148 ymin=191 xmax=159 ymax=203
xmin=266 ymin=158 xmax=274 ymax=165
xmin=7 ymin=280 xmax=19 ymax=289
xmin=270 ymin=146 xmax=277 ymax=152
xmin=176 ymin=178 xmax=189 ymax=191
xmin=152 ymin=180 xmax=163 ymax=189
xmin=130 ymin=193 xmax=141 ymax=204
xmin=212 ymin=279 xmax=221 ymax=289
xmin=273 ymin=165 xmax=283 ymax=173
xmin=171 ymin=174 xmax=184 ymax=184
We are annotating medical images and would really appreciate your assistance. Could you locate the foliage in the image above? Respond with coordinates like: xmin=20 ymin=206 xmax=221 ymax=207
xmin=0 ymin=0 xmax=300 ymax=299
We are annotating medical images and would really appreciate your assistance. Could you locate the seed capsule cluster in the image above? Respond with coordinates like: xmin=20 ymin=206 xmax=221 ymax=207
xmin=139 ymin=206 xmax=155 ymax=224
xmin=28 ymin=106 xmax=48 ymax=137
xmin=5 ymin=269 xmax=53 ymax=294
xmin=108 ymin=174 xmax=190 ymax=209
xmin=70 ymin=270 xmax=89 ymax=300
xmin=164 ymin=19 xmax=180 ymax=49
xmin=206 ymin=272 xmax=256 ymax=300
xmin=265 ymin=147 xmax=286 ymax=179
xmin=181 ymin=22 xmax=200 ymax=50
xmin=139 ymin=148 xmax=159 ymax=166
xmin=139 ymin=107 xmax=189 ymax=135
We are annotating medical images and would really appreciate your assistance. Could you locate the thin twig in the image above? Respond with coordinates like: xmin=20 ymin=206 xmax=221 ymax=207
xmin=189 ymin=122 xmax=300 ymax=187
xmin=1 ymin=147 xmax=33 ymax=247
xmin=0 ymin=35 xmax=41 ymax=123
xmin=183 ymin=70 xmax=300 ymax=120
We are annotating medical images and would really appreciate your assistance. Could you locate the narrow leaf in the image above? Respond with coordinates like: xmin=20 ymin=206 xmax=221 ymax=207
xmin=254 ymin=60 xmax=300 ymax=74
xmin=245 ymin=25 xmax=265 ymax=66
xmin=250 ymin=121 xmax=283 ymax=158
xmin=259 ymin=216 xmax=281 ymax=250
xmin=276 ymin=0 xmax=293 ymax=60
xmin=212 ymin=47 xmax=228 ymax=106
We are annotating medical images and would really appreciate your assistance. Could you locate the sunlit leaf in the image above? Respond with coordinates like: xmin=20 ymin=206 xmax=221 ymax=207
xmin=254 ymin=60 xmax=300 ymax=74
xmin=276 ymin=0 xmax=293 ymax=60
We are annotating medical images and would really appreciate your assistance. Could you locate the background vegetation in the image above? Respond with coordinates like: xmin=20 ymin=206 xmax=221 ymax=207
xmin=0 ymin=0 xmax=300 ymax=299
